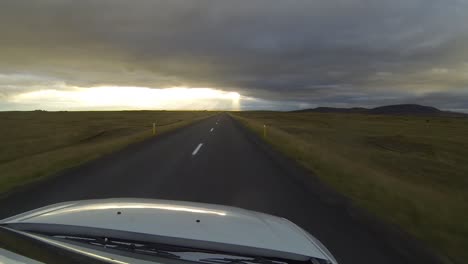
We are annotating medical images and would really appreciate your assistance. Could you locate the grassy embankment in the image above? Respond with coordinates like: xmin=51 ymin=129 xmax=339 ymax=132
xmin=232 ymin=111 xmax=468 ymax=264
xmin=0 ymin=111 xmax=213 ymax=194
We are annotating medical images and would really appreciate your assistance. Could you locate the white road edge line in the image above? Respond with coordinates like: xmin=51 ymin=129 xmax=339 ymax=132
xmin=192 ymin=143 xmax=204 ymax=156
xmin=210 ymin=128 xmax=214 ymax=132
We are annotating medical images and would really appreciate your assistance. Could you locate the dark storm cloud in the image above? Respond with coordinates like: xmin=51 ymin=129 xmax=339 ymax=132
xmin=1 ymin=0 xmax=468 ymax=109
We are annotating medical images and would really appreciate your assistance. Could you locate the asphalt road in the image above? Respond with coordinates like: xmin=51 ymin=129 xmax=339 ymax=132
xmin=0 ymin=114 xmax=433 ymax=264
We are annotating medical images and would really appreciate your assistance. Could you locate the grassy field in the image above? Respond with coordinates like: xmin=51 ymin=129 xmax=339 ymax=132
xmin=231 ymin=111 xmax=468 ymax=264
xmin=0 ymin=111 xmax=213 ymax=195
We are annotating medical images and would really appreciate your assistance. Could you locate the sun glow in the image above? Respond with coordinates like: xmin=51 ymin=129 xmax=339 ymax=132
xmin=10 ymin=86 xmax=242 ymax=110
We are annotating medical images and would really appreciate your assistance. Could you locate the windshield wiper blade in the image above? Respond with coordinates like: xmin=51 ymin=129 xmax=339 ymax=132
xmin=52 ymin=234 xmax=324 ymax=264
xmin=200 ymin=257 xmax=287 ymax=264
xmin=201 ymin=257 xmax=333 ymax=264
xmin=53 ymin=234 xmax=181 ymax=259
xmin=200 ymin=258 xmax=247 ymax=264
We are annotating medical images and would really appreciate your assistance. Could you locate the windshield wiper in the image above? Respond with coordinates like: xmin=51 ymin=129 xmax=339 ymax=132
xmin=200 ymin=257 xmax=332 ymax=264
xmin=51 ymin=234 xmax=329 ymax=264
xmin=199 ymin=257 xmax=287 ymax=264
xmin=53 ymin=234 xmax=181 ymax=259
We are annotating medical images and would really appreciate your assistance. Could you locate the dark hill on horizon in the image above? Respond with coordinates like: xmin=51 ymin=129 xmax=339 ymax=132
xmin=293 ymin=104 xmax=467 ymax=117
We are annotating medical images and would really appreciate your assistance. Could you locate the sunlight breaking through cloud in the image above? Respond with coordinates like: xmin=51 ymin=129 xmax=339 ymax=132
xmin=8 ymin=86 xmax=243 ymax=111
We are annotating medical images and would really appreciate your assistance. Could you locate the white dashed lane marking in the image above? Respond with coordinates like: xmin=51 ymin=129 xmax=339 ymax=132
xmin=192 ymin=143 xmax=204 ymax=156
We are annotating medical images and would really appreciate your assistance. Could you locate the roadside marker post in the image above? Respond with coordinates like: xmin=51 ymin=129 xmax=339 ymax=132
xmin=263 ymin=124 xmax=267 ymax=138
xmin=153 ymin=122 xmax=156 ymax=135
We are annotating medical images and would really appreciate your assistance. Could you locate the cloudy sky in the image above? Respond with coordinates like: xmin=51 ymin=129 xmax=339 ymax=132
xmin=1 ymin=0 xmax=468 ymax=111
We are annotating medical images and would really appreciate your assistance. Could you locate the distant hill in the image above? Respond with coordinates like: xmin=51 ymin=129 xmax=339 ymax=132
xmin=293 ymin=104 xmax=467 ymax=117
xmin=368 ymin=104 xmax=440 ymax=115
xmin=303 ymin=107 xmax=368 ymax=114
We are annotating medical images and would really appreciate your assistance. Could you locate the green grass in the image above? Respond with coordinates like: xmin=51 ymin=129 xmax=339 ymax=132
xmin=0 ymin=111 xmax=214 ymax=194
xmin=231 ymin=111 xmax=468 ymax=264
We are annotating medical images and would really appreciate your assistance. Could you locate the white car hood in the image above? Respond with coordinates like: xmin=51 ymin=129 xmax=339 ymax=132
xmin=1 ymin=198 xmax=335 ymax=262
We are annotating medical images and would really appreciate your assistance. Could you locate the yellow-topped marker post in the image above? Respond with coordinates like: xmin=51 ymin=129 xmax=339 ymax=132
xmin=153 ymin=122 xmax=156 ymax=135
